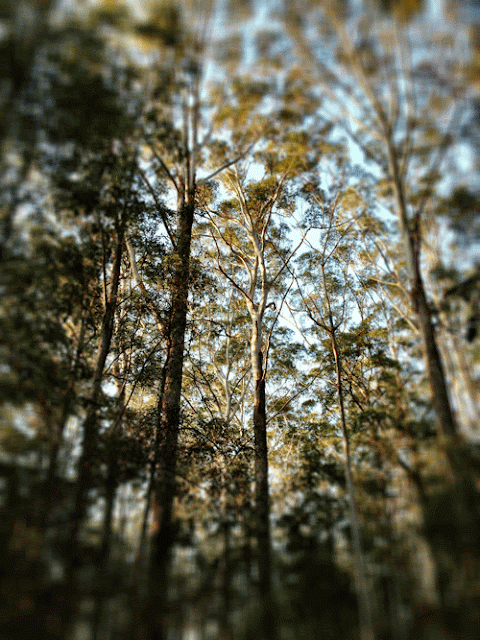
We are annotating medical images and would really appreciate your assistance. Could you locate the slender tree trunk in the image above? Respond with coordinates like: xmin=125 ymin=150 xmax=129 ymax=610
xmin=92 ymin=346 xmax=126 ymax=640
xmin=60 ymin=222 xmax=126 ymax=640
xmin=387 ymin=131 xmax=480 ymax=630
xmin=91 ymin=456 xmax=118 ymax=640
xmin=330 ymin=330 xmax=376 ymax=640
xmin=220 ymin=520 xmax=232 ymax=639
xmin=252 ymin=347 xmax=271 ymax=592
xmin=317 ymin=259 xmax=375 ymax=640
xmin=148 ymin=195 xmax=195 ymax=640
xmin=219 ymin=461 xmax=232 ymax=640
xmin=129 ymin=354 xmax=171 ymax=640
xmin=250 ymin=319 xmax=275 ymax=640
xmin=387 ymin=139 xmax=456 ymax=438
xmin=135 ymin=358 xmax=169 ymax=584
xmin=56 ymin=228 xmax=124 ymax=639
xmin=69 ymin=227 xmax=125 ymax=552
xmin=439 ymin=332 xmax=480 ymax=435
xmin=411 ymin=270 xmax=457 ymax=436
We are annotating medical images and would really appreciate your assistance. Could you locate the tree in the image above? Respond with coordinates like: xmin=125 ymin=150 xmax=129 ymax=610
xmin=296 ymin=207 xmax=376 ymax=640
xmin=196 ymin=91 xmax=320 ymax=632
xmin=114 ymin=4 xmax=274 ymax=637
xmin=283 ymin=3 xmax=480 ymax=629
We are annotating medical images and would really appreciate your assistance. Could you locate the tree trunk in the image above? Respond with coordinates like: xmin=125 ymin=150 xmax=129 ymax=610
xmin=330 ymin=330 xmax=376 ymax=640
xmin=410 ymin=270 xmax=457 ymax=437
xmin=387 ymin=138 xmax=457 ymax=438
xmin=69 ymin=226 xmax=125 ymax=550
xmin=318 ymin=260 xmax=376 ymax=640
xmin=147 ymin=195 xmax=195 ymax=640
xmin=387 ymin=123 xmax=480 ymax=631
xmin=219 ymin=461 xmax=233 ymax=640
xmin=91 ymin=457 xmax=118 ymax=640
xmin=251 ymin=319 xmax=275 ymax=639
xmin=253 ymin=348 xmax=270 ymax=590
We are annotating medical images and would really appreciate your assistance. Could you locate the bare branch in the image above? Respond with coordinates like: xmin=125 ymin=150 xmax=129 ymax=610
xmin=197 ymin=141 xmax=258 ymax=185
xmin=126 ymin=237 xmax=166 ymax=336
xmin=138 ymin=166 xmax=176 ymax=249
xmin=148 ymin=144 xmax=179 ymax=193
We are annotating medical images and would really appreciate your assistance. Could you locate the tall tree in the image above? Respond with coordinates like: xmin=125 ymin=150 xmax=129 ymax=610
xmin=282 ymin=4 xmax=480 ymax=635
xmin=296 ymin=208 xmax=376 ymax=640
xmin=125 ymin=4 xmax=265 ymax=637
xmin=197 ymin=102 xmax=318 ymax=632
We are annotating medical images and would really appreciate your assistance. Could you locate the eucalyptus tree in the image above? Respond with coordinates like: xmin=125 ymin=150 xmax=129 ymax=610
xmin=181 ymin=252 xmax=314 ymax=635
xmin=195 ymin=101 xmax=320 ymax=637
xmin=0 ymin=18 xmax=147 ymax=640
xmin=198 ymin=168 xmax=283 ymax=635
xmin=105 ymin=4 xmax=286 ymax=636
xmin=420 ymin=204 xmax=480 ymax=437
xmin=282 ymin=2 xmax=480 ymax=624
xmin=0 ymin=3 xmax=280 ymax=636
xmin=293 ymin=217 xmax=434 ymax=640
xmin=296 ymin=208 xmax=376 ymax=640
xmin=284 ymin=0 xmax=464 ymax=436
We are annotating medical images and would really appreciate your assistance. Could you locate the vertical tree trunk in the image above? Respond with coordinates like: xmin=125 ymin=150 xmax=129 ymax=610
xmin=134 ymin=358 xmax=169 ymax=586
xmin=387 ymin=139 xmax=457 ymax=438
xmin=56 ymin=224 xmax=125 ymax=640
xmin=329 ymin=330 xmax=376 ymax=640
xmin=251 ymin=319 xmax=275 ymax=640
xmin=318 ymin=260 xmax=376 ymax=640
xmin=69 ymin=226 xmax=125 ymax=552
xmin=219 ymin=460 xmax=232 ymax=640
xmin=387 ymin=130 xmax=480 ymax=630
xmin=147 ymin=195 xmax=195 ymax=640
xmin=252 ymin=346 xmax=271 ymax=591
xmin=91 ymin=457 xmax=118 ymax=640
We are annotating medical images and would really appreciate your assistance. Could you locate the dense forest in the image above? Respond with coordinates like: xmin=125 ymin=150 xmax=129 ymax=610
xmin=1 ymin=1 xmax=480 ymax=639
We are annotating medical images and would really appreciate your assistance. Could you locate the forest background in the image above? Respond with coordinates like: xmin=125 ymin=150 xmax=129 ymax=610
xmin=1 ymin=1 xmax=480 ymax=639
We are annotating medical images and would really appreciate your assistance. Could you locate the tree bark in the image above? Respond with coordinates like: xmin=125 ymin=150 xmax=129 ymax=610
xmin=253 ymin=346 xmax=270 ymax=588
xmin=251 ymin=321 xmax=275 ymax=639
xmin=330 ymin=330 xmax=376 ymax=640
xmin=147 ymin=194 xmax=195 ymax=640
xmin=386 ymin=138 xmax=457 ymax=438
xmin=69 ymin=225 xmax=125 ymax=545
xmin=386 ymin=112 xmax=480 ymax=628
xmin=319 ymin=260 xmax=376 ymax=640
